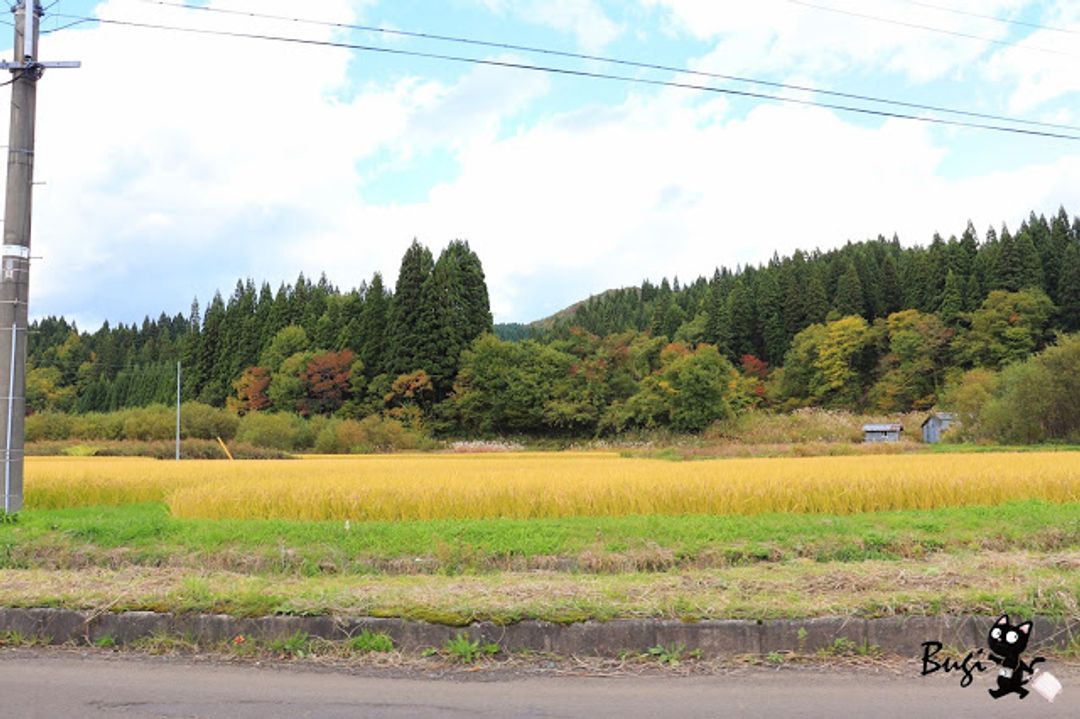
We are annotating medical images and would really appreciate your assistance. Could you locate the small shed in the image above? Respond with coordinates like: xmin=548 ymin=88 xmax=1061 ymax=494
xmin=921 ymin=412 xmax=958 ymax=444
xmin=863 ymin=423 xmax=903 ymax=443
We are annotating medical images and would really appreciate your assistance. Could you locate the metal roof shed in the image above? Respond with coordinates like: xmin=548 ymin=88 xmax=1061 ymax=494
xmin=921 ymin=412 xmax=958 ymax=443
xmin=863 ymin=423 xmax=903 ymax=443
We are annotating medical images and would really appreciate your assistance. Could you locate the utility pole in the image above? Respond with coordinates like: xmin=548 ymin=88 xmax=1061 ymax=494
xmin=0 ymin=2 xmax=78 ymax=515
xmin=175 ymin=361 xmax=181 ymax=460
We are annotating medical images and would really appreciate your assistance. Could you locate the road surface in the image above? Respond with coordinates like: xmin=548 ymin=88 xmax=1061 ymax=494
xmin=1 ymin=651 xmax=1075 ymax=718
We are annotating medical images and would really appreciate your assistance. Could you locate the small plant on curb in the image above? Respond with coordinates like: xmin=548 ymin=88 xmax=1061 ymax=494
xmin=131 ymin=632 xmax=200 ymax=655
xmin=0 ymin=630 xmax=34 ymax=647
xmin=93 ymin=635 xmax=117 ymax=649
xmin=420 ymin=647 xmax=439 ymax=658
xmin=645 ymin=643 xmax=688 ymax=667
xmin=268 ymin=631 xmax=311 ymax=659
xmin=816 ymin=637 xmax=882 ymax=658
xmin=348 ymin=630 xmax=394 ymax=654
xmin=766 ymin=651 xmax=786 ymax=665
xmin=444 ymin=632 xmax=499 ymax=664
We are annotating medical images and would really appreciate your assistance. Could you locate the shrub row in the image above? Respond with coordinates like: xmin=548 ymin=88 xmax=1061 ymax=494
xmin=26 ymin=406 xmax=432 ymax=454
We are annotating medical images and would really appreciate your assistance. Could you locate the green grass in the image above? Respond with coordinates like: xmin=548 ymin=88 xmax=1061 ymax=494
xmin=268 ymin=631 xmax=311 ymax=658
xmin=2 ymin=499 xmax=1078 ymax=625
xmin=928 ymin=443 xmax=1080 ymax=454
xmin=444 ymin=632 xmax=499 ymax=663
xmin=348 ymin=630 xmax=394 ymax=653
xmin=2 ymin=500 xmax=1079 ymax=574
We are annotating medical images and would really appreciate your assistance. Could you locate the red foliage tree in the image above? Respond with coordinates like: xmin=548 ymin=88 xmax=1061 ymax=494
xmin=300 ymin=350 xmax=355 ymax=416
xmin=740 ymin=354 xmax=769 ymax=380
xmin=228 ymin=366 xmax=271 ymax=415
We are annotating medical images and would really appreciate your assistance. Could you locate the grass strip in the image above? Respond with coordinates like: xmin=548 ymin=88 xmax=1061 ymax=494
xmin=1 ymin=500 xmax=1078 ymax=575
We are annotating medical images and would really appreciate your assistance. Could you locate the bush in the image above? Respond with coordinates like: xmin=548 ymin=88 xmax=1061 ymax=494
xmin=70 ymin=412 xmax=126 ymax=441
xmin=235 ymin=412 xmax=302 ymax=451
xmin=25 ymin=412 xmax=75 ymax=441
xmin=314 ymin=416 xmax=430 ymax=454
xmin=293 ymin=414 xmax=328 ymax=451
xmin=180 ymin=402 xmax=239 ymax=441
xmin=120 ymin=406 xmax=175 ymax=441
xmin=972 ymin=333 xmax=1080 ymax=444
xmin=939 ymin=369 xmax=998 ymax=442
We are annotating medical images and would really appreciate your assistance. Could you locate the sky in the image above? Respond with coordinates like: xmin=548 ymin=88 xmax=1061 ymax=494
xmin=3 ymin=0 xmax=1080 ymax=327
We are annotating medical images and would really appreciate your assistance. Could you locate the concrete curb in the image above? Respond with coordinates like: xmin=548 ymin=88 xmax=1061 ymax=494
xmin=0 ymin=609 xmax=1076 ymax=657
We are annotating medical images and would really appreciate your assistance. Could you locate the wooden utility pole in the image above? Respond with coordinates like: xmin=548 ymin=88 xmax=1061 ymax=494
xmin=0 ymin=1 xmax=78 ymax=515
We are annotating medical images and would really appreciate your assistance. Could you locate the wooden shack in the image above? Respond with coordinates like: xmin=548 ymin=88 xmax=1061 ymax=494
xmin=863 ymin=423 xmax=903 ymax=443
xmin=921 ymin=412 xmax=957 ymax=443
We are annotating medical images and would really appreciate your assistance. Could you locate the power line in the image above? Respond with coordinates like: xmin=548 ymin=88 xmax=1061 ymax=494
xmin=49 ymin=13 xmax=1080 ymax=142
xmin=126 ymin=0 xmax=1080 ymax=134
xmin=787 ymin=0 xmax=1079 ymax=58
xmin=41 ymin=18 xmax=93 ymax=34
xmin=889 ymin=0 xmax=1080 ymax=37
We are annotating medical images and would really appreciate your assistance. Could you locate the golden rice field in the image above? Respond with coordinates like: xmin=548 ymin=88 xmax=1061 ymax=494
xmin=22 ymin=451 xmax=1080 ymax=521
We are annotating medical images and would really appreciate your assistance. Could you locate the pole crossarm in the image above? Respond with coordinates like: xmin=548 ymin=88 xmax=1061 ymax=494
xmin=0 ymin=60 xmax=81 ymax=70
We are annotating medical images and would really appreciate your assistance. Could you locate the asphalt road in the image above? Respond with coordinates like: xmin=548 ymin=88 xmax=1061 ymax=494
xmin=1 ymin=652 xmax=1076 ymax=718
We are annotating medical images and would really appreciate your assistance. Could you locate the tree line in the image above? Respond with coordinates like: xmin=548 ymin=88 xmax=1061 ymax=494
xmin=25 ymin=206 xmax=1080 ymax=440
xmin=28 ymin=239 xmax=491 ymax=417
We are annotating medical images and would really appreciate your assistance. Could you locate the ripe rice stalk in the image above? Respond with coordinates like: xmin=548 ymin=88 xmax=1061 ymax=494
xmin=21 ymin=452 xmax=1080 ymax=521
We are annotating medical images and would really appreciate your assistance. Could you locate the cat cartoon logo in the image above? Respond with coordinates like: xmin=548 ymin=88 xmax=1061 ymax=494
xmin=920 ymin=614 xmax=1063 ymax=703
xmin=986 ymin=614 xmax=1060 ymax=702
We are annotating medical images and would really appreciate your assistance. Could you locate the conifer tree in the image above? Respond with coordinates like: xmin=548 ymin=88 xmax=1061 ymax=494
xmin=803 ymin=268 xmax=829 ymax=325
xmin=197 ymin=293 xmax=227 ymax=405
xmin=724 ymin=280 xmax=755 ymax=361
xmin=1014 ymin=229 xmax=1044 ymax=290
xmin=388 ymin=240 xmax=434 ymax=375
xmin=880 ymin=254 xmax=902 ymax=316
xmin=415 ymin=241 xmax=492 ymax=396
xmin=1058 ymin=243 xmax=1080 ymax=332
xmin=833 ymin=260 xmax=864 ymax=317
xmin=179 ymin=299 xmax=202 ymax=401
xmin=704 ymin=269 xmax=726 ymax=347
xmin=359 ymin=272 xmax=390 ymax=377
xmin=782 ymin=256 xmax=806 ymax=337
xmin=939 ymin=269 xmax=964 ymax=327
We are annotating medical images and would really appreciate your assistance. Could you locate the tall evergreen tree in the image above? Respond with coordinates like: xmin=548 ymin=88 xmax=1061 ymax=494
xmin=803 ymin=268 xmax=829 ymax=325
xmin=939 ymin=269 xmax=964 ymax=327
xmin=359 ymin=272 xmax=391 ymax=377
xmin=414 ymin=241 xmax=493 ymax=396
xmin=388 ymin=240 xmax=435 ymax=376
xmin=833 ymin=260 xmax=864 ymax=317
xmin=880 ymin=253 xmax=902 ymax=316
xmin=724 ymin=279 xmax=755 ymax=361
xmin=756 ymin=269 xmax=787 ymax=365
xmin=196 ymin=292 xmax=227 ymax=405
xmin=1058 ymin=243 xmax=1080 ymax=332
xmin=704 ymin=269 xmax=726 ymax=347
xmin=1015 ymin=229 xmax=1044 ymax=290
xmin=179 ymin=299 xmax=202 ymax=401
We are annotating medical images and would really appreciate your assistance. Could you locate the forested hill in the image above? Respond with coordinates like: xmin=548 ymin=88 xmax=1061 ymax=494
xmin=25 ymin=207 xmax=1080 ymax=437
xmin=521 ymin=207 xmax=1080 ymax=363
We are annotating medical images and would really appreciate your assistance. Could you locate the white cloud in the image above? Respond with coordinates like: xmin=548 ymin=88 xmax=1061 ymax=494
xmin=479 ymin=0 xmax=621 ymax=52
xmin=983 ymin=1 xmax=1080 ymax=112
xmin=643 ymin=0 xmax=1033 ymax=83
